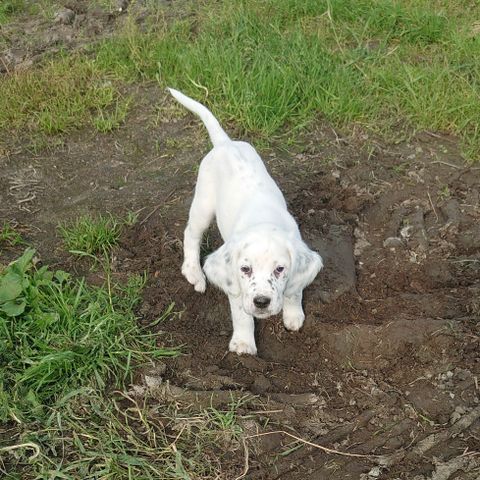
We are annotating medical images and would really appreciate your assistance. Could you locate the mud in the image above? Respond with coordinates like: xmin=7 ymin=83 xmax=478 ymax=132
xmin=118 ymin=126 xmax=480 ymax=478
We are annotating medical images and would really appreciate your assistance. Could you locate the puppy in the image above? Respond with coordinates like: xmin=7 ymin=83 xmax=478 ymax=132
xmin=169 ymin=88 xmax=323 ymax=355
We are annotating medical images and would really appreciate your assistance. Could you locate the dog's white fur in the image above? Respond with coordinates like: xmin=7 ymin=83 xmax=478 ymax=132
xmin=169 ymin=88 xmax=323 ymax=355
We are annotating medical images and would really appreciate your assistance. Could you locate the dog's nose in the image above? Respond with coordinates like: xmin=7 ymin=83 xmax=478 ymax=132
xmin=253 ymin=296 xmax=271 ymax=309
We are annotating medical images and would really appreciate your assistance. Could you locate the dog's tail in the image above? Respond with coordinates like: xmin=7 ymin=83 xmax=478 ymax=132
xmin=168 ymin=88 xmax=230 ymax=146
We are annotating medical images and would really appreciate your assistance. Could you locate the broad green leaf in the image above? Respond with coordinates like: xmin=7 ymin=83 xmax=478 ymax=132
xmin=54 ymin=270 xmax=71 ymax=284
xmin=0 ymin=272 xmax=23 ymax=303
xmin=9 ymin=248 xmax=35 ymax=275
xmin=0 ymin=298 xmax=26 ymax=317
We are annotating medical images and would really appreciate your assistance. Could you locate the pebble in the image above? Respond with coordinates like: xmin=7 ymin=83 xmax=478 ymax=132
xmin=383 ymin=236 xmax=404 ymax=248
xmin=368 ymin=466 xmax=382 ymax=478
xmin=117 ymin=0 xmax=130 ymax=12
xmin=54 ymin=8 xmax=75 ymax=25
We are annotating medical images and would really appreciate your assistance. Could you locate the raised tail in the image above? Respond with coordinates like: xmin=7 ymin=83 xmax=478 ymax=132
xmin=168 ymin=88 xmax=230 ymax=146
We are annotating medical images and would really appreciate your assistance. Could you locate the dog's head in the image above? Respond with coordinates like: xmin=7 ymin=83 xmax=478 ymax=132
xmin=203 ymin=230 xmax=322 ymax=318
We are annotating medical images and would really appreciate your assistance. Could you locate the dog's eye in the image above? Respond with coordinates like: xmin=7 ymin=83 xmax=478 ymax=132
xmin=275 ymin=266 xmax=285 ymax=274
xmin=240 ymin=266 xmax=252 ymax=274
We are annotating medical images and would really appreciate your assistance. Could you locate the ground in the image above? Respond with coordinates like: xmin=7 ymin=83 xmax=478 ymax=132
xmin=1 ymin=2 xmax=479 ymax=479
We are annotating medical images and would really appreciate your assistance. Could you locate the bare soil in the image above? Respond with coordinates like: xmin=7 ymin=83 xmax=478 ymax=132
xmin=1 ymin=4 xmax=479 ymax=479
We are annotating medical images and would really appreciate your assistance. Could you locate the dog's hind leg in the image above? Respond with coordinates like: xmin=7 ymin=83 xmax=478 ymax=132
xmin=182 ymin=164 xmax=215 ymax=292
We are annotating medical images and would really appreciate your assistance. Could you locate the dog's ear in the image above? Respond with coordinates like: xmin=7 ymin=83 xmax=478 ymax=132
xmin=203 ymin=241 xmax=240 ymax=297
xmin=285 ymin=240 xmax=323 ymax=297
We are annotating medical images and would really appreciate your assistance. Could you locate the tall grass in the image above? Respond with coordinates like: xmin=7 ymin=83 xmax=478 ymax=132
xmin=89 ymin=0 xmax=480 ymax=159
xmin=0 ymin=0 xmax=479 ymax=158
xmin=0 ymin=251 xmax=245 ymax=479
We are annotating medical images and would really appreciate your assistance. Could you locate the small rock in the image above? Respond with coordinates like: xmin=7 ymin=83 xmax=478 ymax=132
xmin=54 ymin=8 xmax=75 ymax=25
xmin=144 ymin=375 xmax=162 ymax=388
xmin=450 ymin=405 xmax=467 ymax=424
xmin=400 ymin=225 xmax=413 ymax=239
xmin=368 ymin=466 xmax=382 ymax=477
xmin=383 ymin=237 xmax=404 ymax=248
xmin=117 ymin=0 xmax=130 ymax=12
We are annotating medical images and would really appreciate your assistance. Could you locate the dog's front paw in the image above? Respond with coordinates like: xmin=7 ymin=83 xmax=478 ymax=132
xmin=283 ymin=312 xmax=305 ymax=332
xmin=181 ymin=261 xmax=206 ymax=293
xmin=229 ymin=336 xmax=257 ymax=356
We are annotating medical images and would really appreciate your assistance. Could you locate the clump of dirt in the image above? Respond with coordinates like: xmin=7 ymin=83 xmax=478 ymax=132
xmin=1 ymin=80 xmax=479 ymax=477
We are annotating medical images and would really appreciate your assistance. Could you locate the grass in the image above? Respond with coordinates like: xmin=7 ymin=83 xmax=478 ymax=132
xmin=0 ymin=0 xmax=479 ymax=159
xmin=0 ymin=57 xmax=126 ymax=136
xmin=0 ymin=223 xmax=23 ymax=248
xmin=58 ymin=213 xmax=124 ymax=257
xmin=0 ymin=0 xmax=28 ymax=24
xmin=93 ymin=0 xmax=480 ymax=159
xmin=0 ymin=0 xmax=57 ymax=24
xmin=93 ymin=97 xmax=131 ymax=133
xmin=0 ymin=249 xmax=246 ymax=478
xmin=0 ymin=249 xmax=177 ymax=417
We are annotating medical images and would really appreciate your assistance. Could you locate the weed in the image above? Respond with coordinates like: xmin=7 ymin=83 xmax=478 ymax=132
xmin=0 ymin=249 xmax=250 ymax=479
xmin=392 ymin=162 xmax=410 ymax=175
xmin=124 ymin=210 xmax=140 ymax=227
xmin=58 ymin=213 xmax=122 ymax=256
xmin=93 ymin=97 xmax=131 ymax=133
xmin=207 ymin=397 xmax=245 ymax=440
xmin=0 ymin=222 xmax=23 ymax=247
xmin=0 ymin=248 xmax=178 ymax=420
xmin=438 ymin=185 xmax=451 ymax=200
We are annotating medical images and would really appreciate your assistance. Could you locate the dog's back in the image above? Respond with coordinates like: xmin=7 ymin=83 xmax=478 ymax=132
xmin=168 ymin=88 xmax=296 ymax=240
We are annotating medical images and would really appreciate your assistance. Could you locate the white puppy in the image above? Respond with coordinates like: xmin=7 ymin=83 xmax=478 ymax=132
xmin=169 ymin=88 xmax=323 ymax=355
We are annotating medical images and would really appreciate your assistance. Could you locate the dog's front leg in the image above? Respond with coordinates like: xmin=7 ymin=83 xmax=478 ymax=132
xmin=283 ymin=292 xmax=305 ymax=331
xmin=228 ymin=295 xmax=257 ymax=355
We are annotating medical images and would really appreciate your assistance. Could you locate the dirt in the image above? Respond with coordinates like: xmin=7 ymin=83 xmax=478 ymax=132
xmin=1 ymin=5 xmax=480 ymax=480
xmin=0 ymin=0 xmax=185 ymax=73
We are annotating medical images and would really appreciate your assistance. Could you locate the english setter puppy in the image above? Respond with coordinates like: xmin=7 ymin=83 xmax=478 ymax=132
xmin=169 ymin=88 xmax=323 ymax=355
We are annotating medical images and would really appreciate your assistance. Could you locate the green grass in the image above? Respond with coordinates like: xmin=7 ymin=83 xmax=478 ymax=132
xmin=58 ymin=213 xmax=124 ymax=257
xmin=0 ymin=249 xmax=177 ymax=418
xmin=93 ymin=0 xmax=480 ymax=159
xmin=0 ymin=57 xmax=125 ymax=136
xmin=0 ymin=222 xmax=23 ymax=248
xmin=0 ymin=0 xmax=26 ymax=24
xmin=0 ymin=249 xmax=246 ymax=478
xmin=93 ymin=97 xmax=131 ymax=133
xmin=0 ymin=0 xmax=479 ymax=159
